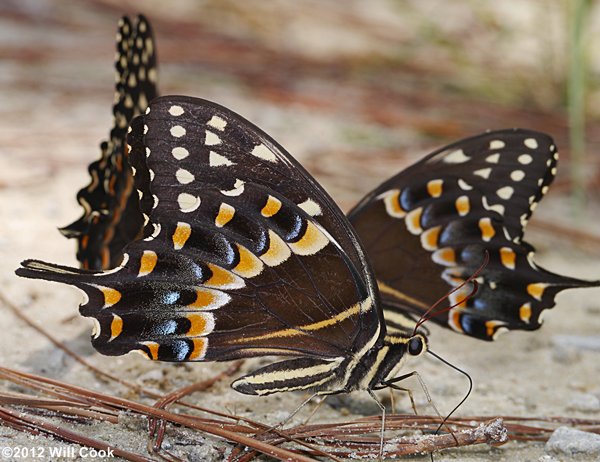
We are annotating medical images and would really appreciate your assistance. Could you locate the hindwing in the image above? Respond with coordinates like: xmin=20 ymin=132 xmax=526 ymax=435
xmin=349 ymin=129 xmax=599 ymax=340
xmin=60 ymin=15 xmax=158 ymax=270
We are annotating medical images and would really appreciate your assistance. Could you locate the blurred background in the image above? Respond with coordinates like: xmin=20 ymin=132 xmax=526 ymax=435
xmin=1 ymin=1 xmax=600 ymax=459
xmin=2 ymin=0 xmax=600 ymax=213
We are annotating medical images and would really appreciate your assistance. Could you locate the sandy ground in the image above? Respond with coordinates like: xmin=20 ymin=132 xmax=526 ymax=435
xmin=1 ymin=1 xmax=600 ymax=461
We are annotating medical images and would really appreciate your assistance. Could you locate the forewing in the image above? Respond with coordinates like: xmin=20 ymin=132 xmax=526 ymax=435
xmin=19 ymin=96 xmax=382 ymax=362
xmin=349 ymin=129 xmax=599 ymax=340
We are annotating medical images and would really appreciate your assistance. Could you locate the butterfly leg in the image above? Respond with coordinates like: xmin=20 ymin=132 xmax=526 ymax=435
xmin=367 ymin=389 xmax=386 ymax=460
xmin=301 ymin=394 xmax=329 ymax=425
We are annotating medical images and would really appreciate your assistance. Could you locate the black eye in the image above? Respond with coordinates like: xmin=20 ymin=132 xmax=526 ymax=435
xmin=408 ymin=336 xmax=423 ymax=356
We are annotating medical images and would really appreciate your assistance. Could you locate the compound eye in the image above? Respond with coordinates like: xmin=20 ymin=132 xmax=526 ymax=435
xmin=408 ymin=336 xmax=423 ymax=356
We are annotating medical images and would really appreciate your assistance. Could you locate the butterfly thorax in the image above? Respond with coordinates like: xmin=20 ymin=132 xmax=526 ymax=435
xmin=328 ymin=333 xmax=428 ymax=393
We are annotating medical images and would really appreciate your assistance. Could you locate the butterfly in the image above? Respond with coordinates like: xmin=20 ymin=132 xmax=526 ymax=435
xmin=60 ymin=14 xmax=157 ymax=270
xmin=17 ymin=96 xmax=429 ymax=398
xmin=57 ymin=15 xmax=599 ymax=345
xmin=348 ymin=130 xmax=600 ymax=340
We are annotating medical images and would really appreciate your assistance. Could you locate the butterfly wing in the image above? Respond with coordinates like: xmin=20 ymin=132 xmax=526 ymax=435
xmin=19 ymin=96 xmax=383 ymax=364
xmin=349 ymin=129 xmax=600 ymax=340
xmin=60 ymin=15 xmax=158 ymax=270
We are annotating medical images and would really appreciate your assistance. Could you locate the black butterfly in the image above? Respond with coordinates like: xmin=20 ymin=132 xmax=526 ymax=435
xmin=60 ymin=15 xmax=157 ymax=270
xmin=348 ymin=130 xmax=600 ymax=340
xmin=58 ymin=16 xmax=599 ymax=345
xmin=18 ymin=96 xmax=428 ymax=397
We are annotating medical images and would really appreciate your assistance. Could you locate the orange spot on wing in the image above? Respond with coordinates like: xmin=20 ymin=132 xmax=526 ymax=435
xmin=261 ymin=195 xmax=282 ymax=217
xmin=186 ymin=313 xmax=209 ymax=336
xmin=100 ymin=286 xmax=122 ymax=307
xmin=205 ymin=263 xmax=242 ymax=288
xmin=382 ymin=190 xmax=406 ymax=218
xmin=432 ymin=247 xmax=456 ymax=266
xmin=289 ymin=221 xmax=328 ymax=256
xmin=478 ymin=217 xmax=495 ymax=242
xmin=261 ymin=230 xmax=291 ymax=266
xmin=188 ymin=289 xmax=216 ymax=309
xmin=215 ymin=203 xmax=235 ymax=227
xmin=499 ymin=247 xmax=516 ymax=270
xmin=527 ymin=283 xmax=548 ymax=301
xmin=519 ymin=303 xmax=532 ymax=323
xmin=485 ymin=321 xmax=496 ymax=338
xmin=420 ymin=226 xmax=441 ymax=251
xmin=172 ymin=222 xmax=191 ymax=250
xmin=427 ymin=179 xmax=443 ymax=197
xmin=138 ymin=250 xmax=157 ymax=276
xmin=449 ymin=310 xmax=464 ymax=333
xmin=405 ymin=207 xmax=423 ymax=235
xmin=188 ymin=338 xmax=208 ymax=360
xmin=142 ymin=342 xmax=159 ymax=360
xmin=455 ymin=195 xmax=470 ymax=216
xmin=233 ymin=245 xmax=263 ymax=277
xmin=109 ymin=314 xmax=123 ymax=340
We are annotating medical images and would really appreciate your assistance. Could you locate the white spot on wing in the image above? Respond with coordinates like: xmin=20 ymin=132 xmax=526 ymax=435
xmin=205 ymin=130 xmax=221 ymax=146
xmin=510 ymin=170 xmax=525 ymax=181
xmin=176 ymin=168 xmax=195 ymax=184
xmin=168 ymin=105 xmax=184 ymax=116
xmin=172 ymin=147 xmax=189 ymax=160
xmin=170 ymin=125 xmax=186 ymax=138
xmin=207 ymin=115 xmax=227 ymax=131
xmin=486 ymin=153 xmax=500 ymax=164
xmin=178 ymin=193 xmax=201 ymax=213
xmin=518 ymin=154 xmax=533 ymax=165
xmin=524 ymin=138 xmax=538 ymax=149
xmin=482 ymin=196 xmax=505 ymax=215
xmin=489 ymin=140 xmax=505 ymax=149
xmin=457 ymin=179 xmax=473 ymax=190
xmin=144 ymin=223 xmax=161 ymax=241
xmin=443 ymin=149 xmax=469 ymax=164
xmin=209 ymin=151 xmax=235 ymax=167
xmin=221 ymin=179 xmax=245 ymax=196
xmin=474 ymin=168 xmax=492 ymax=179
xmin=251 ymin=144 xmax=278 ymax=163
xmin=298 ymin=199 xmax=322 ymax=216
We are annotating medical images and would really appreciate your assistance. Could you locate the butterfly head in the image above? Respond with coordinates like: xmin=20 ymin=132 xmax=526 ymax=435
xmin=386 ymin=332 xmax=427 ymax=357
